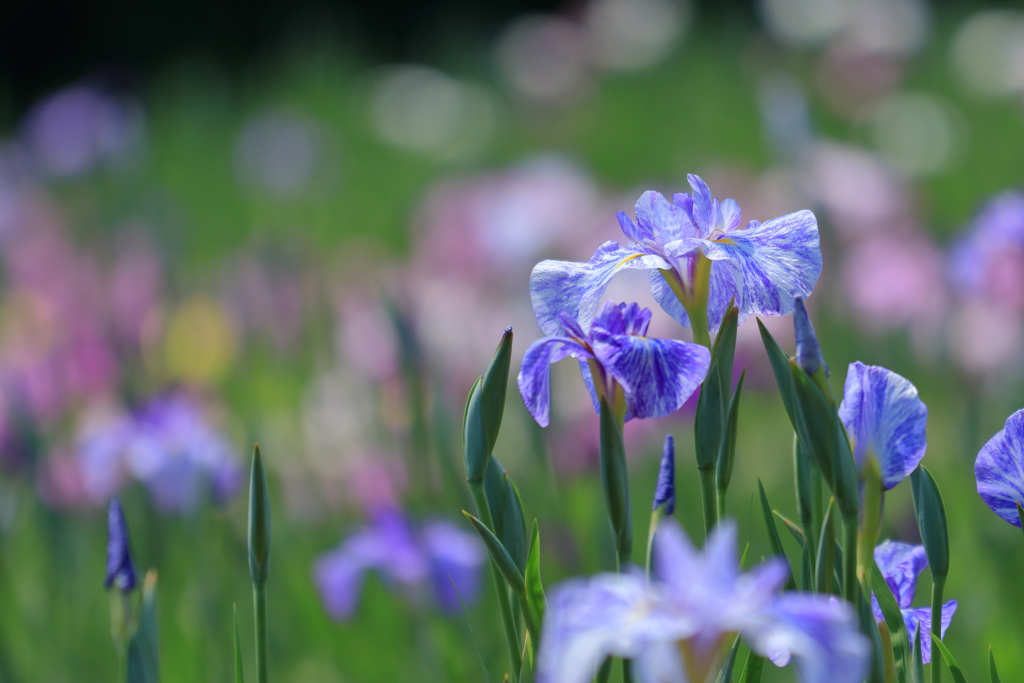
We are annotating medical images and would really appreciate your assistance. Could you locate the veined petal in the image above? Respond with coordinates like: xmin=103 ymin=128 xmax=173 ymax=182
xmin=745 ymin=595 xmax=870 ymax=683
xmin=975 ymin=409 xmax=1024 ymax=527
xmin=530 ymin=241 xmax=669 ymax=336
xmin=719 ymin=198 xmax=742 ymax=232
xmin=635 ymin=190 xmax=697 ymax=245
xmin=650 ymin=269 xmax=691 ymax=327
xmin=902 ymin=601 xmax=957 ymax=665
xmin=617 ymin=211 xmax=649 ymax=243
xmin=648 ymin=259 xmax=741 ymax=333
xmin=873 ymin=541 xmax=927 ymax=609
xmin=591 ymin=333 xmax=710 ymax=420
xmin=537 ymin=573 xmax=681 ymax=683
xmin=688 ymin=174 xmax=715 ymax=235
xmin=837 ymin=362 xmax=928 ymax=490
xmin=699 ymin=210 xmax=821 ymax=320
xmin=518 ymin=337 xmax=592 ymax=427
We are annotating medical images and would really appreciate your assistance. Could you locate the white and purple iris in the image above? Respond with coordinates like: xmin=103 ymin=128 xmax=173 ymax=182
xmin=837 ymin=361 xmax=929 ymax=489
xmin=517 ymin=300 xmax=710 ymax=427
xmin=537 ymin=520 xmax=869 ymax=683
xmin=313 ymin=508 xmax=485 ymax=619
xmin=871 ymin=541 xmax=957 ymax=664
xmin=975 ymin=408 xmax=1024 ymax=527
xmin=529 ymin=174 xmax=821 ymax=340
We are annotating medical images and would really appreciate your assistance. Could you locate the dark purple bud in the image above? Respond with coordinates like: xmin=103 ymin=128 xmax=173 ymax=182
xmin=793 ymin=298 xmax=824 ymax=376
xmin=653 ymin=435 xmax=675 ymax=515
xmin=104 ymin=498 xmax=137 ymax=592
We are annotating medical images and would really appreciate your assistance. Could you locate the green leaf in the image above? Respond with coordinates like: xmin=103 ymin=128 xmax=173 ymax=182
xmin=694 ymin=358 xmax=726 ymax=471
xmin=464 ymin=511 xmax=526 ymax=596
xmin=739 ymin=652 xmax=764 ymax=683
xmin=127 ymin=571 xmax=159 ymax=683
xmin=716 ymin=636 xmax=742 ymax=683
xmin=872 ymin=560 xmax=910 ymax=683
xmin=716 ymin=369 xmax=746 ymax=495
xmin=910 ymin=466 xmax=949 ymax=579
xmin=525 ymin=519 xmax=546 ymax=640
xmin=599 ymin=398 xmax=632 ymax=565
xmin=502 ymin=475 xmax=529 ymax=574
xmin=793 ymin=438 xmax=814 ymax=538
xmin=773 ymin=510 xmax=805 ymax=548
xmin=989 ymin=646 xmax=1001 ymax=683
xmin=462 ymin=376 xmax=488 ymax=484
xmin=757 ymin=318 xmax=798 ymax=425
xmin=248 ymin=444 xmax=271 ymax=586
xmin=480 ymin=327 xmax=513 ymax=456
xmin=930 ymin=634 xmax=968 ymax=683
xmin=757 ymin=480 xmax=795 ymax=591
xmin=234 ymin=604 xmax=244 ymax=683
xmin=815 ymin=499 xmax=835 ymax=596
xmin=913 ymin=625 xmax=924 ymax=683
xmin=799 ymin=540 xmax=813 ymax=591
xmin=858 ymin=590 xmax=886 ymax=683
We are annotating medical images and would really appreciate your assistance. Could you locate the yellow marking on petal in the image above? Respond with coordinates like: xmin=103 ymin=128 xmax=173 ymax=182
xmin=713 ymin=237 xmax=736 ymax=245
xmin=617 ymin=254 xmax=644 ymax=267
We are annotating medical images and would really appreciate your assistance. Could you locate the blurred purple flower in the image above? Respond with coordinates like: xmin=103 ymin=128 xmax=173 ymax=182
xmin=870 ymin=540 xmax=957 ymax=664
xmin=537 ymin=520 xmax=869 ymax=683
xmin=105 ymin=498 xmax=137 ymax=592
xmin=950 ymin=191 xmax=1024 ymax=310
xmin=313 ymin=508 xmax=484 ymax=619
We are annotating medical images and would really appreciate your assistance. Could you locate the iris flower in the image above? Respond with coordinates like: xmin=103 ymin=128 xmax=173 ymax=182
xmin=837 ymin=361 xmax=928 ymax=490
xmin=518 ymin=300 xmax=710 ymax=427
xmin=313 ymin=508 xmax=485 ymax=619
xmin=530 ymin=174 xmax=821 ymax=345
xmin=104 ymin=498 xmax=137 ymax=592
xmin=871 ymin=541 xmax=957 ymax=664
xmin=537 ymin=520 xmax=869 ymax=683
xmin=975 ymin=408 xmax=1024 ymax=526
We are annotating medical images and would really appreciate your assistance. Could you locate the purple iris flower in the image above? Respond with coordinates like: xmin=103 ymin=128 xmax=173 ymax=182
xmin=104 ymin=498 xmax=137 ymax=592
xmin=837 ymin=362 xmax=928 ymax=490
xmin=975 ymin=408 xmax=1024 ymax=527
xmin=313 ymin=508 xmax=485 ymax=620
xmin=536 ymin=520 xmax=869 ymax=683
xmin=653 ymin=435 xmax=675 ymax=515
xmin=518 ymin=300 xmax=710 ymax=427
xmin=870 ymin=541 xmax=957 ymax=664
xmin=529 ymin=174 xmax=821 ymax=338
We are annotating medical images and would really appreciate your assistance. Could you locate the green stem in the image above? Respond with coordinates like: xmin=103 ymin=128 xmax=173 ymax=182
xmin=842 ymin=513 xmax=858 ymax=605
xmin=931 ymin=575 xmax=946 ymax=683
xmin=699 ymin=467 xmax=717 ymax=538
xmin=253 ymin=583 xmax=268 ymax=683
xmin=470 ymin=482 xmax=522 ymax=677
xmin=716 ymin=484 xmax=727 ymax=522
xmin=810 ymin=465 xmax=825 ymax=575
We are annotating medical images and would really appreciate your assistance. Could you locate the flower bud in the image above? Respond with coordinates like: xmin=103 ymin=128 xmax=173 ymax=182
xmin=793 ymin=298 xmax=824 ymax=377
xmin=104 ymin=498 xmax=137 ymax=593
xmin=653 ymin=435 xmax=675 ymax=515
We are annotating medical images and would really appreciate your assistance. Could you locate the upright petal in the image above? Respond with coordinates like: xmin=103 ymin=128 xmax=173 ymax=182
xmin=837 ymin=362 xmax=928 ymax=490
xmin=531 ymin=241 xmax=669 ymax=336
xmin=718 ymin=198 xmax=742 ymax=232
xmin=745 ymin=595 xmax=870 ymax=683
xmin=700 ymin=210 xmax=822 ymax=320
xmin=591 ymin=333 xmax=710 ymax=420
xmin=873 ymin=541 xmax=927 ymax=609
xmin=687 ymin=174 xmax=715 ymax=235
xmin=901 ymin=601 xmax=958 ymax=664
xmin=518 ymin=336 xmax=592 ymax=427
xmin=537 ymin=574 xmax=681 ymax=683
xmin=634 ymin=191 xmax=697 ymax=245
xmin=617 ymin=211 xmax=650 ymax=243
xmin=975 ymin=409 xmax=1024 ymax=527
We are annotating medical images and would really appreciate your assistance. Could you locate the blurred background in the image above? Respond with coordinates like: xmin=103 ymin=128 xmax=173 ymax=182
xmin=3 ymin=0 xmax=1024 ymax=680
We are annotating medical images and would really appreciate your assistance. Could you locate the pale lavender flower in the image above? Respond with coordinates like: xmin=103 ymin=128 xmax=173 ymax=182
xmin=871 ymin=541 xmax=957 ymax=664
xmin=313 ymin=509 xmax=484 ymax=619
xmin=537 ymin=520 xmax=869 ymax=683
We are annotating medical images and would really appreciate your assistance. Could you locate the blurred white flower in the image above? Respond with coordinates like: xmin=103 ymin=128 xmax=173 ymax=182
xmin=497 ymin=16 xmax=592 ymax=106
xmin=951 ymin=10 xmax=1024 ymax=98
xmin=760 ymin=0 xmax=849 ymax=46
xmin=584 ymin=0 xmax=689 ymax=71
xmin=761 ymin=0 xmax=927 ymax=55
xmin=869 ymin=92 xmax=961 ymax=177
xmin=234 ymin=109 xmax=332 ymax=199
xmin=370 ymin=66 xmax=498 ymax=162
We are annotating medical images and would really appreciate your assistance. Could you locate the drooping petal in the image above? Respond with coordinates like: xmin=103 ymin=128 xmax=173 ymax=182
xmin=530 ymin=241 xmax=670 ymax=336
xmin=591 ymin=333 xmax=710 ymax=419
xmin=518 ymin=336 xmax=592 ymax=427
xmin=901 ymin=601 xmax=958 ymax=664
xmin=975 ymin=409 xmax=1024 ymax=527
xmin=837 ymin=362 xmax=928 ymax=490
xmin=421 ymin=519 xmax=486 ymax=613
xmin=578 ymin=359 xmax=601 ymax=416
xmin=745 ymin=595 xmax=871 ymax=683
xmin=873 ymin=541 xmax=927 ymax=609
xmin=634 ymin=190 xmax=697 ymax=245
xmin=699 ymin=209 xmax=822 ymax=319
xmin=536 ymin=573 xmax=683 ymax=683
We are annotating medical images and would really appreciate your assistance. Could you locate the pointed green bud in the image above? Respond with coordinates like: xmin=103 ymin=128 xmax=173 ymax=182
xmin=910 ymin=466 xmax=948 ymax=579
xmin=248 ymin=444 xmax=271 ymax=586
xmin=481 ymin=327 xmax=513 ymax=456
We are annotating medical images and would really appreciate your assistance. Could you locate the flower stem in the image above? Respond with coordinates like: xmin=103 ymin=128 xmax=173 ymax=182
xmin=931 ymin=574 xmax=946 ymax=683
xmin=842 ymin=513 xmax=858 ymax=605
xmin=470 ymin=482 xmax=522 ymax=678
xmin=699 ymin=467 xmax=717 ymax=537
xmin=253 ymin=583 xmax=268 ymax=683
